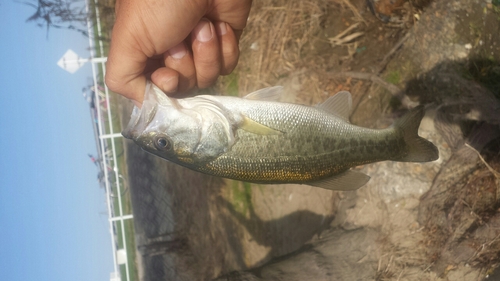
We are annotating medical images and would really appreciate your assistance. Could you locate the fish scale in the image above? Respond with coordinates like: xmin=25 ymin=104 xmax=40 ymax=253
xmin=123 ymin=82 xmax=439 ymax=190
xmin=200 ymin=126 xmax=403 ymax=183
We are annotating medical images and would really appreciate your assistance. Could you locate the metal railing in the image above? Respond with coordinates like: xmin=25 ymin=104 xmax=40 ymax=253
xmin=84 ymin=0 xmax=134 ymax=280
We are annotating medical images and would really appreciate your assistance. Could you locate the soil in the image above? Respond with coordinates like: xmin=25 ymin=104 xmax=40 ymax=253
xmin=118 ymin=0 xmax=500 ymax=280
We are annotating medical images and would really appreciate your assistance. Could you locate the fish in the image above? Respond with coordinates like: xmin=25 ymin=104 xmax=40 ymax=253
xmin=122 ymin=81 xmax=439 ymax=191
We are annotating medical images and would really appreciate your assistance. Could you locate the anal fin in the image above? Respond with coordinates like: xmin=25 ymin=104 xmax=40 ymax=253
xmin=306 ymin=170 xmax=370 ymax=191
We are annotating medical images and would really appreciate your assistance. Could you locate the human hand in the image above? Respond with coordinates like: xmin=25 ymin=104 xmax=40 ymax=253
xmin=105 ymin=0 xmax=252 ymax=104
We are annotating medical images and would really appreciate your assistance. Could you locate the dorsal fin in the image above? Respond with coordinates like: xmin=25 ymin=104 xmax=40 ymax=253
xmin=243 ymin=86 xmax=283 ymax=101
xmin=316 ymin=91 xmax=352 ymax=122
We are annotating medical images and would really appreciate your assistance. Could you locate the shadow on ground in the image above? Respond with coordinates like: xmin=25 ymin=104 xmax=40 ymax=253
xmin=122 ymin=105 xmax=336 ymax=280
xmin=119 ymin=0 xmax=500 ymax=279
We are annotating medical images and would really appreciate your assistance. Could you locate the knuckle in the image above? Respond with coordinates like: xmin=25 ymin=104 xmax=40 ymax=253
xmin=177 ymin=71 xmax=197 ymax=92
xmin=194 ymin=58 xmax=221 ymax=86
xmin=105 ymin=72 xmax=135 ymax=100
xmin=195 ymin=53 xmax=219 ymax=66
xmin=222 ymin=41 xmax=240 ymax=59
xmin=104 ymin=73 xmax=122 ymax=93
xmin=197 ymin=71 xmax=218 ymax=88
xmin=221 ymin=48 xmax=239 ymax=75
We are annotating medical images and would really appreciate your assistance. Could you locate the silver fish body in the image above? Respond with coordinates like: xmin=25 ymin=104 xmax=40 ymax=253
xmin=123 ymin=82 xmax=439 ymax=190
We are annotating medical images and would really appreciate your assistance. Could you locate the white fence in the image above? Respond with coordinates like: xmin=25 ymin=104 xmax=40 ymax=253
xmin=84 ymin=0 xmax=134 ymax=281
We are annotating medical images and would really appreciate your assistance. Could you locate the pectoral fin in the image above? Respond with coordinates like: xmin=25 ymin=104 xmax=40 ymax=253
xmin=307 ymin=170 xmax=370 ymax=190
xmin=240 ymin=116 xmax=282 ymax=135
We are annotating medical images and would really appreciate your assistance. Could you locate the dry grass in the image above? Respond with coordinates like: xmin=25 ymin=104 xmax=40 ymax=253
xmin=217 ymin=0 xmax=362 ymax=105
xmin=215 ymin=0 xmax=418 ymax=118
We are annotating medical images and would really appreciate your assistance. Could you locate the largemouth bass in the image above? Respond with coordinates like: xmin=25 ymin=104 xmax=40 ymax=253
xmin=123 ymin=81 xmax=439 ymax=190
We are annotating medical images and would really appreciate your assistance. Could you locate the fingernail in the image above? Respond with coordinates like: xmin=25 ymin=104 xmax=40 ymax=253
xmin=215 ymin=22 xmax=227 ymax=36
xmin=168 ymin=43 xmax=187 ymax=60
xmin=194 ymin=19 xmax=213 ymax=42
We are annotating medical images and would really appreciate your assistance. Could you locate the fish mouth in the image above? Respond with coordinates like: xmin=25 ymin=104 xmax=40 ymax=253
xmin=122 ymin=103 xmax=159 ymax=140
xmin=122 ymin=105 xmax=141 ymax=140
xmin=122 ymin=82 xmax=157 ymax=140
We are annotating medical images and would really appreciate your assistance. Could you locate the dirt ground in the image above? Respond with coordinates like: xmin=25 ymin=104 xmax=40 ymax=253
xmin=119 ymin=0 xmax=500 ymax=280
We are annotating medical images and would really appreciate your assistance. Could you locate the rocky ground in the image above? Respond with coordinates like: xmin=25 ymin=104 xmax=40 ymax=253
xmin=119 ymin=0 xmax=500 ymax=280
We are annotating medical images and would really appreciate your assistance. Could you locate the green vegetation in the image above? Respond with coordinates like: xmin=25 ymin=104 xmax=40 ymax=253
xmin=107 ymin=94 xmax=137 ymax=281
xmin=468 ymin=22 xmax=482 ymax=43
xmin=221 ymin=72 xmax=240 ymax=96
xmin=88 ymin=1 xmax=138 ymax=280
xmin=385 ymin=71 xmax=401 ymax=85
xmin=231 ymin=180 xmax=253 ymax=214
xmin=103 ymin=66 xmax=138 ymax=281
xmin=114 ymin=219 xmax=137 ymax=281
xmin=461 ymin=59 xmax=500 ymax=99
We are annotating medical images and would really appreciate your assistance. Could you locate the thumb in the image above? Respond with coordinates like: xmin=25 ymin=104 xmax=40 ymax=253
xmin=105 ymin=40 xmax=147 ymax=103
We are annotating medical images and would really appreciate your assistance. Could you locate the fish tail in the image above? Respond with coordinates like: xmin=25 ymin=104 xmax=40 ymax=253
xmin=393 ymin=106 xmax=439 ymax=162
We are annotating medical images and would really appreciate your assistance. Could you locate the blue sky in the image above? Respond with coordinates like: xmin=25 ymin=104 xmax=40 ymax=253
xmin=0 ymin=1 xmax=114 ymax=280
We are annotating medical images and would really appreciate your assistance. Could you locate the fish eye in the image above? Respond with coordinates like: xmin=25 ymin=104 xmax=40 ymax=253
xmin=154 ymin=136 xmax=171 ymax=151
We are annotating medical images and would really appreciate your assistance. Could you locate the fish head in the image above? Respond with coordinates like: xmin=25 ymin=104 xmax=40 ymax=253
xmin=122 ymin=82 xmax=233 ymax=165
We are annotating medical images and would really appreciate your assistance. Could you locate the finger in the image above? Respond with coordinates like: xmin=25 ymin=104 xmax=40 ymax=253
xmin=204 ymin=0 xmax=252 ymax=45
xmin=151 ymin=67 xmax=179 ymax=94
xmin=214 ymin=22 xmax=240 ymax=75
xmin=105 ymin=0 xmax=206 ymax=103
xmin=142 ymin=58 xmax=164 ymax=84
xmin=163 ymin=42 xmax=197 ymax=92
xmin=105 ymin=26 xmax=147 ymax=103
xmin=105 ymin=0 xmax=155 ymax=103
xmin=191 ymin=19 xmax=222 ymax=89
xmin=205 ymin=0 xmax=252 ymax=32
